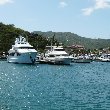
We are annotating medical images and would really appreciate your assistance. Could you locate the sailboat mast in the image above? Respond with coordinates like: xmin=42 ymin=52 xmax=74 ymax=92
xmin=51 ymin=32 xmax=55 ymax=51
xmin=51 ymin=40 xmax=52 ymax=51
xmin=26 ymin=35 xmax=28 ymax=42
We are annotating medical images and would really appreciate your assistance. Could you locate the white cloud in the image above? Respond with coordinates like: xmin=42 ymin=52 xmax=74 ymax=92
xmin=0 ymin=0 xmax=14 ymax=5
xmin=82 ymin=0 xmax=110 ymax=16
xmin=82 ymin=7 xmax=94 ymax=15
xmin=95 ymin=0 xmax=110 ymax=9
xmin=59 ymin=1 xmax=68 ymax=8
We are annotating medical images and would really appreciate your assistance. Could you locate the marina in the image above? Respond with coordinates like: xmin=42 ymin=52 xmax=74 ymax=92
xmin=0 ymin=0 xmax=110 ymax=109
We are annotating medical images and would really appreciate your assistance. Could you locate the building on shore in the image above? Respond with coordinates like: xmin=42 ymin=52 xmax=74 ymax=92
xmin=66 ymin=44 xmax=85 ymax=55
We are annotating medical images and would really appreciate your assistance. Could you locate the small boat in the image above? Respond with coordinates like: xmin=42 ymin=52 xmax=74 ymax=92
xmin=0 ymin=52 xmax=7 ymax=61
xmin=7 ymin=35 xmax=37 ymax=64
xmin=96 ymin=54 xmax=110 ymax=62
xmin=72 ymin=55 xmax=92 ymax=63
xmin=39 ymin=46 xmax=73 ymax=65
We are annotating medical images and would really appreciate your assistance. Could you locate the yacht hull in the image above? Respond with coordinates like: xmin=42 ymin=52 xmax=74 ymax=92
xmin=46 ymin=57 xmax=72 ymax=65
xmin=73 ymin=59 xmax=92 ymax=63
xmin=7 ymin=52 xmax=37 ymax=64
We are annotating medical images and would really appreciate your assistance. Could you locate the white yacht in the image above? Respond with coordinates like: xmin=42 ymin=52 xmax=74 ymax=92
xmin=40 ymin=46 xmax=73 ymax=65
xmin=72 ymin=55 xmax=92 ymax=63
xmin=96 ymin=54 xmax=110 ymax=62
xmin=7 ymin=35 xmax=37 ymax=64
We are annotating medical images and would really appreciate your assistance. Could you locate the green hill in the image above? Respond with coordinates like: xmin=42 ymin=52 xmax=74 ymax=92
xmin=0 ymin=23 xmax=57 ymax=53
xmin=0 ymin=22 xmax=110 ymax=54
xmin=33 ymin=31 xmax=110 ymax=49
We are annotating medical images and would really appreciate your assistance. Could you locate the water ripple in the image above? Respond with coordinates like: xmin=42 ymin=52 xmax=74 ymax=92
xmin=0 ymin=61 xmax=110 ymax=109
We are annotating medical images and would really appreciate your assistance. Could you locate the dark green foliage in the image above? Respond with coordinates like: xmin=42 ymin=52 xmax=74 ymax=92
xmin=0 ymin=22 xmax=110 ymax=54
xmin=0 ymin=23 xmax=57 ymax=53
xmin=0 ymin=22 xmax=24 ymax=53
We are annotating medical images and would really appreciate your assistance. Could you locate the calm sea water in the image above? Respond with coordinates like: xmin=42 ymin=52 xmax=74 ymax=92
xmin=0 ymin=61 xmax=110 ymax=110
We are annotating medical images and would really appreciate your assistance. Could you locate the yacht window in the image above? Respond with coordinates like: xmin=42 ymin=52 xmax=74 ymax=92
xmin=56 ymin=55 xmax=60 ymax=56
xmin=17 ymin=53 xmax=21 ymax=56
xmin=49 ymin=55 xmax=55 ymax=57
xmin=107 ymin=55 xmax=110 ymax=58
xmin=54 ymin=49 xmax=65 ymax=51
xmin=9 ymin=53 xmax=15 ymax=56
xmin=20 ymin=47 xmax=34 ymax=49
xmin=62 ymin=54 xmax=68 ymax=56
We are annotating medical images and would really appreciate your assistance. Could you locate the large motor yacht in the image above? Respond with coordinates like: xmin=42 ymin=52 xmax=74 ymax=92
xmin=7 ymin=35 xmax=37 ymax=64
xmin=41 ymin=46 xmax=73 ymax=65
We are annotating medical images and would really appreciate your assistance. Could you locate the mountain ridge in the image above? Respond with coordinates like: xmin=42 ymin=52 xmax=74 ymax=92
xmin=33 ymin=31 xmax=110 ymax=49
xmin=0 ymin=22 xmax=110 ymax=53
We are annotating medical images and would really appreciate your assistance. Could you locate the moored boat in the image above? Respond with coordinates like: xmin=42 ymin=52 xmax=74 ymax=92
xmin=7 ymin=35 xmax=37 ymax=64
xmin=95 ymin=54 xmax=110 ymax=62
xmin=72 ymin=55 xmax=92 ymax=63
xmin=38 ymin=46 xmax=73 ymax=65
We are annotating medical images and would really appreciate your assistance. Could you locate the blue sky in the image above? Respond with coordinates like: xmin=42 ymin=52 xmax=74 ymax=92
xmin=0 ymin=0 xmax=110 ymax=39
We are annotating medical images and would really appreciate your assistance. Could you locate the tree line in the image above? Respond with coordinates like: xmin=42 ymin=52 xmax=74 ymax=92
xmin=0 ymin=23 xmax=59 ymax=54
xmin=0 ymin=22 xmax=110 ymax=55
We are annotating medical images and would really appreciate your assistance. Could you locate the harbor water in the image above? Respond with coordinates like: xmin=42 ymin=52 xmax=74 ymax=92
xmin=0 ymin=61 xmax=110 ymax=110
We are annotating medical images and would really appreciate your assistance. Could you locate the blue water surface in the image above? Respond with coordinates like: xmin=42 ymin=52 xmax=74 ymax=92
xmin=0 ymin=61 xmax=110 ymax=110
